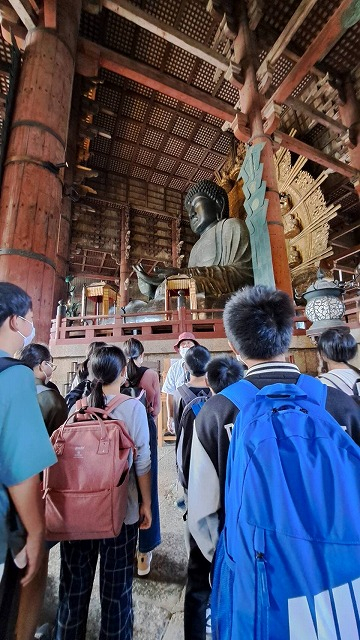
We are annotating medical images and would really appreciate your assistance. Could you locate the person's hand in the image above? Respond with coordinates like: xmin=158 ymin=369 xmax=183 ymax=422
xmin=167 ymin=417 xmax=175 ymax=432
xmin=139 ymin=503 xmax=152 ymax=530
xmin=20 ymin=532 xmax=45 ymax=586
xmin=133 ymin=264 xmax=165 ymax=286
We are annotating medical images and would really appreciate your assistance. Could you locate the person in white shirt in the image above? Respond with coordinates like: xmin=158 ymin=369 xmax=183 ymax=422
xmin=162 ymin=332 xmax=199 ymax=435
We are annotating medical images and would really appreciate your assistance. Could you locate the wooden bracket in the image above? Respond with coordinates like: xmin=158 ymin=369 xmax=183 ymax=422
xmin=247 ymin=0 xmax=264 ymax=30
xmin=257 ymin=61 xmax=274 ymax=95
xmin=224 ymin=61 xmax=244 ymax=89
xmin=262 ymin=101 xmax=282 ymax=135
xmin=206 ymin=0 xmax=223 ymax=22
xmin=76 ymin=46 xmax=100 ymax=77
xmin=233 ymin=112 xmax=250 ymax=143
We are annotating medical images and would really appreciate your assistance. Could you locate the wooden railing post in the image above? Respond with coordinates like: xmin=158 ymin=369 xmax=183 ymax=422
xmin=178 ymin=305 xmax=186 ymax=333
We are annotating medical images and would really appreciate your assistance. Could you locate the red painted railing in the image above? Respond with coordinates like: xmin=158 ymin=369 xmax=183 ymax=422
xmin=50 ymin=308 xmax=225 ymax=345
xmin=49 ymin=296 xmax=360 ymax=346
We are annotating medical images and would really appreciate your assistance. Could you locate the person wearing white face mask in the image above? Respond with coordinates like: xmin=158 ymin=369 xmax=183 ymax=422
xmin=17 ymin=314 xmax=36 ymax=347
xmin=18 ymin=343 xmax=68 ymax=436
xmin=16 ymin=343 xmax=68 ymax=640
xmin=0 ymin=282 xmax=57 ymax=640
xmin=162 ymin=332 xmax=199 ymax=436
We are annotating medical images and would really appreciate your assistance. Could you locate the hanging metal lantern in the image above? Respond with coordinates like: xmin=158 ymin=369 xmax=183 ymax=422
xmin=303 ymin=269 xmax=345 ymax=339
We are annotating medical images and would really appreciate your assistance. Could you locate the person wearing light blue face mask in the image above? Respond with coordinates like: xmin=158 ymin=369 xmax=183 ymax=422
xmin=0 ymin=282 xmax=56 ymax=639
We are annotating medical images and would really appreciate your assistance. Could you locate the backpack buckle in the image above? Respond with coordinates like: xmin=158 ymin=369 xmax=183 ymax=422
xmin=97 ymin=439 xmax=110 ymax=454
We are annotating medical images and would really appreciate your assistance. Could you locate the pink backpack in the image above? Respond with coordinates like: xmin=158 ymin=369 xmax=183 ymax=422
xmin=43 ymin=395 xmax=136 ymax=541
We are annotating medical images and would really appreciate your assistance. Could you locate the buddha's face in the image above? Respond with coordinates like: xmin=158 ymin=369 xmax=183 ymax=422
xmin=186 ymin=194 xmax=219 ymax=236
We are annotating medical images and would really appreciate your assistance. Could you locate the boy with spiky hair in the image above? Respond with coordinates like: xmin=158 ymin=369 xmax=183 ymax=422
xmin=187 ymin=285 xmax=360 ymax=635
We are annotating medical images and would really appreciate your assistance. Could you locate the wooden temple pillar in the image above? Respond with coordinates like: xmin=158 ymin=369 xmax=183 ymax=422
xmin=231 ymin=3 xmax=293 ymax=296
xmin=0 ymin=0 xmax=82 ymax=340
xmin=338 ymin=78 xmax=360 ymax=197
xmin=119 ymin=206 xmax=131 ymax=307
xmin=53 ymin=75 xmax=83 ymax=310
xmin=171 ymin=218 xmax=179 ymax=268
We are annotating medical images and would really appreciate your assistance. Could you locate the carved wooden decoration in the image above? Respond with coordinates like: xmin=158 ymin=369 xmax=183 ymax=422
xmin=275 ymin=148 xmax=340 ymax=294
xmin=240 ymin=142 xmax=275 ymax=288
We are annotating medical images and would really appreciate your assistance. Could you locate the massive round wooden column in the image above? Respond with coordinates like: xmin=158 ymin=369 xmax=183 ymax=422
xmin=0 ymin=0 xmax=82 ymax=340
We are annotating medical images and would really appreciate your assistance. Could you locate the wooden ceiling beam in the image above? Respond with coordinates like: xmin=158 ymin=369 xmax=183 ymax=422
xmin=43 ymin=0 xmax=57 ymax=29
xmin=71 ymin=271 xmax=119 ymax=281
xmin=257 ymin=0 xmax=319 ymax=91
xmin=7 ymin=0 xmax=36 ymax=30
xmin=331 ymin=239 xmax=353 ymax=248
xmin=263 ymin=0 xmax=360 ymax=111
xmin=335 ymin=265 xmax=356 ymax=274
xmin=285 ymin=96 xmax=347 ymax=136
xmin=273 ymin=131 xmax=360 ymax=180
xmin=257 ymin=32 xmax=325 ymax=81
xmin=78 ymin=38 xmax=237 ymax=123
xmin=332 ymin=243 xmax=360 ymax=263
xmin=102 ymin=0 xmax=228 ymax=72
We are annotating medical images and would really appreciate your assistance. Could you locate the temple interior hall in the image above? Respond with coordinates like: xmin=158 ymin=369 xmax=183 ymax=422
xmin=0 ymin=0 xmax=359 ymax=412
xmin=0 ymin=0 xmax=359 ymax=369
xmin=1 ymin=1 xmax=360 ymax=638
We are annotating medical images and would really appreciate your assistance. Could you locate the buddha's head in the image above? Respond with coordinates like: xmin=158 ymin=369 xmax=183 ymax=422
xmin=184 ymin=180 xmax=229 ymax=236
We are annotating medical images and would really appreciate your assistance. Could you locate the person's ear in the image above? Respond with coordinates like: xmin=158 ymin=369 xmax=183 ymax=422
xmin=216 ymin=194 xmax=226 ymax=220
xmin=228 ymin=340 xmax=238 ymax=355
xmin=228 ymin=341 xmax=248 ymax=366
xmin=121 ymin=365 xmax=127 ymax=378
xmin=9 ymin=315 xmax=20 ymax=333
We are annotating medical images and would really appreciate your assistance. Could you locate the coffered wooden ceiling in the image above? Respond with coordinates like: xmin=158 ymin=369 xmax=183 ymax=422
xmin=0 ymin=0 xmax=360 ymax=280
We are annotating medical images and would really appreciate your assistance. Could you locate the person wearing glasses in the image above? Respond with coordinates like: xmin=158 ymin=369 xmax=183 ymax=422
xmin=18 ymin=343 xmax=67 ymax=436
xmin=15 ymin=343 xmax=67 ymax=640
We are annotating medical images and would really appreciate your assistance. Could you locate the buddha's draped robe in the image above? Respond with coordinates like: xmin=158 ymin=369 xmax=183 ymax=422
xmin=182 ymin=218 xmax=253 ymax=296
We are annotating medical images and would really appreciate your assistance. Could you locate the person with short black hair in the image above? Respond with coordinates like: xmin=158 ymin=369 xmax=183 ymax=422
xmin=0 ymin=282 xmax=56 ymax=639
xmin=317 ymin=326 xmax=360 ymax=395
xmin=173 ymin=345 xmax=212 ymax=640
xmin=205 ymin=355 xmax=244 ymax=395
xmin=183 ymin=344 xmax=211 ymax=378
xmin=187 ymin=285 xmax=360 ymax=596
xmin=173 ymin=345 xmax=212 ymax=439
xmin=223 ymin=284 xmax=294 ymax=361
xmin=18 ymin=343 xmax=68 ymax=435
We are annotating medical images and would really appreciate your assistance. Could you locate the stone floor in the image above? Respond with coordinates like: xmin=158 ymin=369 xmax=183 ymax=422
xmin=40 ymin=444 xmax=188 ymax=639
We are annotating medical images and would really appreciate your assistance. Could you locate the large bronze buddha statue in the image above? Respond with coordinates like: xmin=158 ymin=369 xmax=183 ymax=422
xmin=133 ymin=180 xmax=253 ymax=310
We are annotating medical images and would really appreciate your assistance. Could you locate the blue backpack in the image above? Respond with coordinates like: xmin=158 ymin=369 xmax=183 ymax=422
xmin=211 ymin=375 xmax=360 ymax=640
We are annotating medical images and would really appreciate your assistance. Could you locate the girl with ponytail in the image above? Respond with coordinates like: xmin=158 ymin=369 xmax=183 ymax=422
xmin=55 ymin=345 xmax=151 ymax=640
xmin=123 ymin=338 xmax=161 ymax=576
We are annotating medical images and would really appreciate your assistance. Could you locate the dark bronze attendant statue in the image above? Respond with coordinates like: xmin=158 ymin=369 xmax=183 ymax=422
xmin=134 ymin=180 xmax=253 ymax=307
